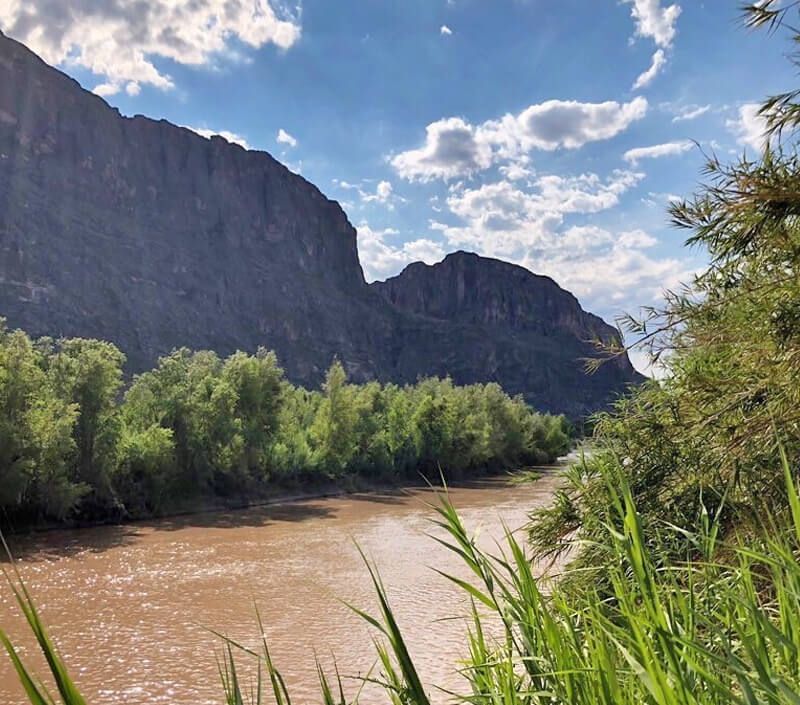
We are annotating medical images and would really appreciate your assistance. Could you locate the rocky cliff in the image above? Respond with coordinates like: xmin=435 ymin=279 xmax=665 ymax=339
xmin=0 ymin=30 xmax=641 ymax=418
xmin=372 ymin=253 xmax=641 ymax=417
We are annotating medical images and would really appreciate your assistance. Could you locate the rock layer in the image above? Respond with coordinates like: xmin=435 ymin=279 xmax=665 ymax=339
xmin=0 ymin=31 xmax=641 ymax=417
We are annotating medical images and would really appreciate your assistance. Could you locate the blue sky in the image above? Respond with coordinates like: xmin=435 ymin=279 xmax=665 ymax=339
xmin=0 ymin=1 xmax=794 ymax=370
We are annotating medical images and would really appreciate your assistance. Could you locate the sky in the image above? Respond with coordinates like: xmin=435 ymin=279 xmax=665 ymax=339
xmin=0 ymin=0 xmax=793 ymax=372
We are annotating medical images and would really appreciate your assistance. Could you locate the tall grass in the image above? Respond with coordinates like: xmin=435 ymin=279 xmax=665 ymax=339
xmin=4 ymin=455 xmax=800 ymax=704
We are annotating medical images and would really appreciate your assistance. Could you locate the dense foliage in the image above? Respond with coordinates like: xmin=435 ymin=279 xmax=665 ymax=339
xmin=0 ymin=328 xmax=569 ymax=527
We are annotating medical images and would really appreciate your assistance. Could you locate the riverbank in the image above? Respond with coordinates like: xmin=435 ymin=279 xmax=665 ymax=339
xmin=0 ymin=458 xmax=569 ymax=538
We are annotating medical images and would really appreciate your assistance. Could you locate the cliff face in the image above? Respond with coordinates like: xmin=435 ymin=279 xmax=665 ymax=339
xmin=372 ymin=253 xmax=642 ymax=418
xmin=0 ymin=31 xmax=641 ymax=418
xmin=0 ymin=29 xmax=393 ymax=383
xmin=373 ymin=252 xmax=621 ymax=344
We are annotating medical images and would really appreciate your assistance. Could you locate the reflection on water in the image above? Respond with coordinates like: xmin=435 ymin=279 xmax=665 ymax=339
xmin=0 ymin=469 xmax=564 ymax=705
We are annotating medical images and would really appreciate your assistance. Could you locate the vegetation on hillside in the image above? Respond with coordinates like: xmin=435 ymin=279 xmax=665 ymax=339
xmin=0 ymin=328 xmax=569 ymax=527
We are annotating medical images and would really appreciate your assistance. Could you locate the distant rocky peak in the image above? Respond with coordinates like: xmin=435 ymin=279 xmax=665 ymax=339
xmin=372 ymin=250 xmax=620 ymax=346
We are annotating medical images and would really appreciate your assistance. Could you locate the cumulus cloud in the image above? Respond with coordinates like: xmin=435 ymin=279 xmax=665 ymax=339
xmin=391 ymin=117 xmax=493 ymax=182
xmin=440 ymin=25 xmax=453 ymax=35
xmin=356 ymin=222 xmax=445 ymax=281
xmin=277 ymin=129 xmax=298 ymax=147
xmin=363 ymin=162 xmax=694 ymax=318
xmin=334 ymin=179 xmax=358 ymax=189
xmin=92 ymin=83 xmax=120 ymax=98
xmin=392 ymin=98 xmax=648 ymax=181
xmin=633 ymin=49 xmax=666 ymax=89
xmin=622 ymin=0 xmax=682 ymax=48
xmin=335 ymin=178 xmax=403 ymax=209
xmin=0 ymin=0 xmax=301 ymax=97
xmin=523 ymin=231 xmax=694 ymax=324
xmin=377 ymin=181 xmax=393 ymax=201
xmin=499 ymin=162 xmax=534 ymax=181
xmin=623 ymin=140 xmax=693 ymax=166
xmin=486 ymin=97 xmax=649 ymax=152
xmin=726 ymin=103 xmax=769 ymax=152
xmin=184 ymin=125 xmax=251 ymax=149
xmin=671 ymin=104 xmax=711 ymax=122
xmin=435 ymin=169 xmax=644 ymax=258
xmin=362 ymin=180 xmax=394 ymax=205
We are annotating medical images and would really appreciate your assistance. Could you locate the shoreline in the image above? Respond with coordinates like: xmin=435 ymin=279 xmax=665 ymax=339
xmin=1 ymin=460 xmax=571 ymax=539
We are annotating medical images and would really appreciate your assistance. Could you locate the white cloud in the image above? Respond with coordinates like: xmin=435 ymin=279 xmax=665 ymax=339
xmin=335 ymin=178 xmax=402 ymax=208
xmin=617 ymin=229 xmax=658 ymax=248
xmin=623 ymin=140 xmax=692 ymax=166
xmin=392 ymin=98 xmax=648 ymax=181
xmin=671 ymin=104 xmax=711 ymax=122
xmin=440 ymin=25 xmax=453 ymax=35
xmin=362 ymin=180 xmax=394 ymax=204
xmin=277 ymin=129 xmax=298 ymax=147
xmin=642 ymin=191 xmax=682 ymax=208
xmin=499 ymin=162 xmax=534 ymax=181
xmin=422 ymin=165 xmax=698 ymax=318
xmin=404 ymin=238 xmax=447 ymax=263
xmin=622 ymin=0 xmax=682 ymax=48
xmin=377 ymin=181 xmax=393 ymax=200
xmin=92 ymin=83 xmax=119 ymax=98
xmin=435 ymin=170 xmax=644 ymax=258
xmin=357 ymin=222 xmax=445 ymax=281
xmin=391 ymin=117 xmax=494 ymax=182
xmin=485 ymin=97 xmax=649 ymax=152
xmin=184 ymin=126 xmax=250 ymax=150
xmin=0 ymin=0 xmax=301 ymax=97
xmin=633 ymin=49 xmax=666 ymax=90
xmin=522 ymin=231 xmax=694 ymax=321
xmin=726 ymin=103 xmax=769 ymax=152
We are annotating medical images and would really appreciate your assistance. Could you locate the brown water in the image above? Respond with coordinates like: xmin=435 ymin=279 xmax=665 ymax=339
xmin=0 ymin=469 xmax=562 ymax=705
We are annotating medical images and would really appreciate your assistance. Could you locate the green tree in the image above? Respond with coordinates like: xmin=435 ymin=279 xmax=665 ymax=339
xmin=311 ymin=360 xmax=357 ymax=477
xmin=115 ymin=424 xmax=175 ymax=516
xmin=221 ymin=349 xmax=284 ymax=479
xmin=0 ymin=324 xmax=82 ymax=520
xmin=44 ymin=338 xmax=126 ymax=515
xmin=411 ymin=393 xmax=450 ymax=474
xmin=122 ymin=349 xmax=233 ymax=495
xmin=385 ymin=387 xmax=418 ymax=477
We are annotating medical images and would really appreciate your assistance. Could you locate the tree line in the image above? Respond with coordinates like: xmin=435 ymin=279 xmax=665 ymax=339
xmin=0 ymin=324 xmax=570 ymax=527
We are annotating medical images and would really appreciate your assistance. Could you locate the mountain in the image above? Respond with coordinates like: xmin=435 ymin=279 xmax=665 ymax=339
xmin=372 ymin=252 xmax=641 ymax=417
xmin=0 ymin=30 xmax=641 ymax=418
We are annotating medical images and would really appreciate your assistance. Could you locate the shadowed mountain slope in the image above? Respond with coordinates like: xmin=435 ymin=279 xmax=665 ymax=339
xmin=0 ymin=30 xmax=641 ymax=417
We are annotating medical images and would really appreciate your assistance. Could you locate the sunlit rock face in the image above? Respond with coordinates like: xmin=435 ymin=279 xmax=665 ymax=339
xmin=0 ymin=31 xmax=642 ymax=417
